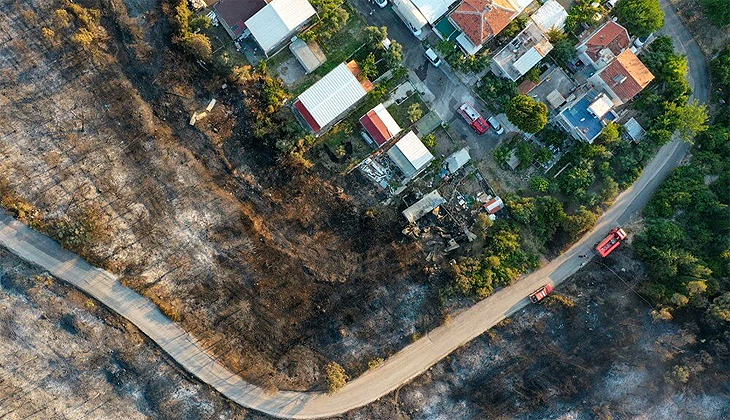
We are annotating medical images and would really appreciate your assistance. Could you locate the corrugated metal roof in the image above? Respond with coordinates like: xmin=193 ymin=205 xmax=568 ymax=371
xmin=360 ymin=104 xmax=402 ymax=147
xmin=387 ymin=131 xmax=434 ymax=177
xmin=530 ymin=0 xmax=567 ymax=32
xmin=445 ymin=147 xmax=471 ymax=173
xmin=402 ymin=190 xmax=446 ymax=223
xmin=412 ymin=0 xmax=457 ymax=24
xmin=512 ymin=46 xmax=544 ymax=76
xmin=246 ymin=0 xmax=315 ymax=53
xmin=624 ymin=117 xmax=645 ymax=141
xmin=297 ymin=63 xmax=368 ymax=130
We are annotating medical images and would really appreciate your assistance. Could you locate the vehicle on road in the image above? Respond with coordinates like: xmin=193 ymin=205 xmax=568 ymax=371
xmin=529 ymin=284 xmax=553 ymax=303
xmin=487 ymin=116 xmax=504 ymax=135
xmin=375 ymin=0 xmax=388 ymax=8
xmin=634 ymin=34 xmax=652 ymax=48
xmin=596 ymin=227 xmax=627 ymax=257
xmin=424 ymin=48 xmax=441 ymax=67
xmin=457 ymin=102 xmax=489 ymax=134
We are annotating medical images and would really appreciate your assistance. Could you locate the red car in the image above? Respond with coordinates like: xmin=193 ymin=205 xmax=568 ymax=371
xmin=457 ymin=102 xmax=489 ymax=134
xmin=529 ymin=284 xmax=554 ymax=303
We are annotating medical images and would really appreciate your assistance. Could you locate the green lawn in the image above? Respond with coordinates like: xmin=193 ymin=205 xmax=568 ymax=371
xmin=387 ymin=94 xmax=427 ymax=129
xmin=205 ymin=24 xmax=249 ymax=68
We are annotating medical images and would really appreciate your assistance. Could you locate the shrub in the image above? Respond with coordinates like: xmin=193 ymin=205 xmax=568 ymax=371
xmin=408 ymin=103 xmax=423 ymax=123
xmin=325 ymin=362 xmax=348 ymax=393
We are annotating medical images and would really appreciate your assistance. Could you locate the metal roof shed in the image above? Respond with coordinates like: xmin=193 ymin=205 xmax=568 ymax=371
xmin=623 ymin=117 xmax=645 ymax=142
xmin=245 ymin=0 xmax=316 ymax=54
xmin=294 ymin=62 xmax=368 ymax=132
xmin=402 ymin=190 xmax=446 ymax=223
xmin=530 ymin=0 xmax=568 ymax=32
xmin=445 ymin=147 xmax=471 ymax=173
xmin=289 ymin=38 xmax=325 ymax=74
xmin=387 ymin=131 xmax=434 ymax=178
xmin=360 ymin=104 xmax=402 ymax=147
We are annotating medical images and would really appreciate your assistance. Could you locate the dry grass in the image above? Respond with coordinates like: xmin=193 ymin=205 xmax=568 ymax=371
xmin=667 ymin=0 xmax=730 ymax=56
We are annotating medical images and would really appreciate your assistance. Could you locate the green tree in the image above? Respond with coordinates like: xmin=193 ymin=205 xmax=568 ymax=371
xmin=530 ymin=176 xmax=550 ymax=192
xmin=701 ymin=0 xmax=730 ymax=27
xmin=535 ymin=147 xmax=553 ymax=165
xmin=546 ymin=29 xmax=576 ymax=66
xmin=422 ymin=133 xmax=437 ymax=149
xmin=363 ymin=25 xmax=388 ymax=47
xmin=493 ymin=145 xmax=510 ymax=166
xmin=477 ymin=74 xmax=518 ymax=112
xmin=560 ymin=164 xmax=594 ymax=195
xmin=310 ymin=0 xmax=349 ymax=40
xmin=408 ymin=103 xmax=423 ymax=123
xmin=361 ymin=52 xmax=378 ymax=79
xmin=505 ymin=95 xmax=548 ymax=133
xmin=710 ymin=292 xmax=730 ymax=322
xmin=516 ymin=141 xmax=535 ymax=167
xmin=385 ymin=41 xmax=404 ymax=68
xmin=564 ymin=207 xmax=598 ymax=240
xmin=614 ymin=0 xmax=664 ymax=37
xmin=711 ymin=47 xmax=730 ymax=88
xmin=565 ymin=0 xmax=604 ymax=33
xmin=597 ymin=122 xmax=621 ymax=148
xmin=667 ymin=101 xmax=709 ymax=143
xmin=181 ymin=32 xmax=212 ymax=61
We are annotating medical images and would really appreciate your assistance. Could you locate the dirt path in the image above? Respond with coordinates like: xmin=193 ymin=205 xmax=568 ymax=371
xmin=0 ymin=2 xmax=711 ymax=419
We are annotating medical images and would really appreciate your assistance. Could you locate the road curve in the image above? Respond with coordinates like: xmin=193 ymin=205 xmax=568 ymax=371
xmin=0 ymin=3 xmax=709 ymax=418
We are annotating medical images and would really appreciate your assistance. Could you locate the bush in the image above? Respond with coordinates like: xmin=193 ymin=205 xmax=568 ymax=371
xmin=701 ymin=0 xmax=730 ymax=27
xmin=408 ymin=103 xmax=423 ymax=123
xmin=325 ymin=362 xmax=348 ymax=393
xmin=181 ymin=32 xmax=212 ymax=61
xmin=310 ymin=0 xmax=349 ymax=40
xmin=530 ymin=176 xmax=550 ymax=192
xmin=422 ymin=133 xmax=437 ymax=149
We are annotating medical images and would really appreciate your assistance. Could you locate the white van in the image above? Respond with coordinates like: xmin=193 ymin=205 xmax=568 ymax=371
xmin=487 ymin=116 xmax=504 ymax=135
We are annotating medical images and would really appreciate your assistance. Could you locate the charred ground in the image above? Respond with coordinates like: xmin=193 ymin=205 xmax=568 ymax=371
xmin=0 ymin=0 xmax=445 ymax=391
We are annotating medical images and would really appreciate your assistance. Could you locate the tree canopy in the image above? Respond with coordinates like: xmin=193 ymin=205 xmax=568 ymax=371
xmin=614 ymin=0 xmax=665 ymax=37
xmin=505 ymin=95 xmax=548 ymax=133
xmin=701 ymin=0 xmax=730 ymax=27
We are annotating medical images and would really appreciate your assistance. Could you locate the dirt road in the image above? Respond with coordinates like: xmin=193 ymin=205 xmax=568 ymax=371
xmin=0 ymin=1 xmax=709 ymax=418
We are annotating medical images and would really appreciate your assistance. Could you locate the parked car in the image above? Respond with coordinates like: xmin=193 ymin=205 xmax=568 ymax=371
xmin=457 ymin=102 xmax=489 ymax=134
xmin=424 ymin=48 xmax=441 ymax=67
xmin=634 ymin=35 xmax=651 ymax=47
xmin=375 ymin=0 xmax=388 ymax=8
xmin=487 ymin=116 xmax=504 ymax=135
xmin=529 ymin=284 xmax=553 ymax=303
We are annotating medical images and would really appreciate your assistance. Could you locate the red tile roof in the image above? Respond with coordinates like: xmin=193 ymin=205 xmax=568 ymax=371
xmin=214 ymin=0 xmax=268 ymax=39
xmin=450 ymin=0 xmax=517 ymax=47
xmin=599 ymin=49 xmax=655 ymax=103
xmin=584 ymin=21 xmax=630 ymax=62
xmin=294 ymin=99 xmax=321 ymax=132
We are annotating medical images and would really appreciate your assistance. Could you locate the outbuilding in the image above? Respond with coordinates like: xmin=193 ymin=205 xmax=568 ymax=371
xmin=402 ymin=190 xmax=446 ymax=223
xmin=245 ymin=0 xmax=316 ymax=55
xmin=360 ymin=104 xmax=402 ymax=148
xmin=387 ymin=131 xmax=434 ymax=179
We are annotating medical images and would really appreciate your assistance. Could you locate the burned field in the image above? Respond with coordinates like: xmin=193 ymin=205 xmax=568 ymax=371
xmin=350 ymin=248 xmax=730 ymax=420
xmin=0 ymin=0 xmax=444 ymax=391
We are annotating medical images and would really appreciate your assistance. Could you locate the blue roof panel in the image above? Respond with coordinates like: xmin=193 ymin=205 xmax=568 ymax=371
xmin=561 ymin=96 xmax=603 ymax=141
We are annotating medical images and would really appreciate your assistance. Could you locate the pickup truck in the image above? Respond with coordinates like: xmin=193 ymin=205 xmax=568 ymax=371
xmin=529 ymin=284 xmax=553 ymax=303
xmin=457 ymin=102 xmax=489 ymax=134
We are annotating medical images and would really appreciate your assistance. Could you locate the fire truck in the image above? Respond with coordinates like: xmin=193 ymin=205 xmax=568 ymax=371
xmin=596 ymin=227 xmax=627 ymax=257
xmin=457 ymin=102 xmax=489 ymax=134
xmin=529 ymin=284 xmax=553 ymax=303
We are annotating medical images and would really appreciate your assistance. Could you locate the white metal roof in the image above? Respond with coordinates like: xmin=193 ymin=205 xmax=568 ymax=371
xmin=373 ymin=103 xmax=403 ymax=139
xmin=297 ymin=63 xmax=367 ymax=129
xmin=512 ymin=46 xmax=544 ymax=76
xmin=411 ymin=0 xmax=456 ymax=24
xmin=245 ymin=0 xmax=316 ymax=53
xmin=445 ymin=147 xmax=471 ymax=173
xmin=508 ymin=0 xmax=534 ymax=12
xmin=402 ymin=190 xmax=446 ymax=223
xmin=392 ymin=0 xmax=429 ymax=29
xmin=387 ymin=131 xmax=434 ymax=177
xmin=624 ymin=117 xmax=645 ymax=140
xmin=456 ymin=32 xmax=482 ymax=55
xmin=530 ymin=0 xmax=568 ymax=32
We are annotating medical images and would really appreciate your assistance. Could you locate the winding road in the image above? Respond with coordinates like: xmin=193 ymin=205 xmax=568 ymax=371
xmin=0 ymin=1 xmax=709 ymax=418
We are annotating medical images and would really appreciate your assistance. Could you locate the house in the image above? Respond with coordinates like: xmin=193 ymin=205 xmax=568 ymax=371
xmin=360 ymin=104 xmax=402 ymax=148
xmin=402 ymin=190 xmax=447 ymax=223
xmin=213 ymin=0 xmax=267 ymax=40
xmin=444 ymin=147 xmax=471 ymax=174
xmin=492 ymin=23 xmax=553 ymax=81
xmin=387 ymin=131 xmax=434 ymax=179
xmin=392 ymin=0 xmax=430 ymax=38
xmin=529 ymin=0 xmax=567 ymax=32
xmin=448 ymin=0 xmax=532 ymax=55
xmin=557 ymin=90 xmax=618 ymax=143
xmin=245 ymin=0 xmax=316 ymax=55
xmin=289 ymin=37 xmax=326 ymax=74
xmin=575 ymin=20 xmax=631 ymax=70
xmin=590 ymin=49 xmax=654 ymax=105
xmin=293 ymin=62 xmax=372 ymax=133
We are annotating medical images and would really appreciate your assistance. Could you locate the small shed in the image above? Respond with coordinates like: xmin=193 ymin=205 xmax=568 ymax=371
xmin=360 ymin=104 xmax=402 ymax=147
xmin=546 ymin=89 xmax=566 ymax=109
xmin=483 ymin=196 xmax=504 ymax=214
xmin=387 ymin=131 xmax=434 ymax=179
xmin=289 ymin=38 xmax=325 ymax=74
xmin=623 ymin=117 xmax=645 ymax=142
xmin=444 ymin=147 xmax=471 ymax=174
xmin=402 ymin=190 xmax=446 ymax=223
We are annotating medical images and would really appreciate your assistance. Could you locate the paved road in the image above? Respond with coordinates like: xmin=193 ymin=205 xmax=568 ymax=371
xmin=0 ymin=1 xmax=708 ymax=419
